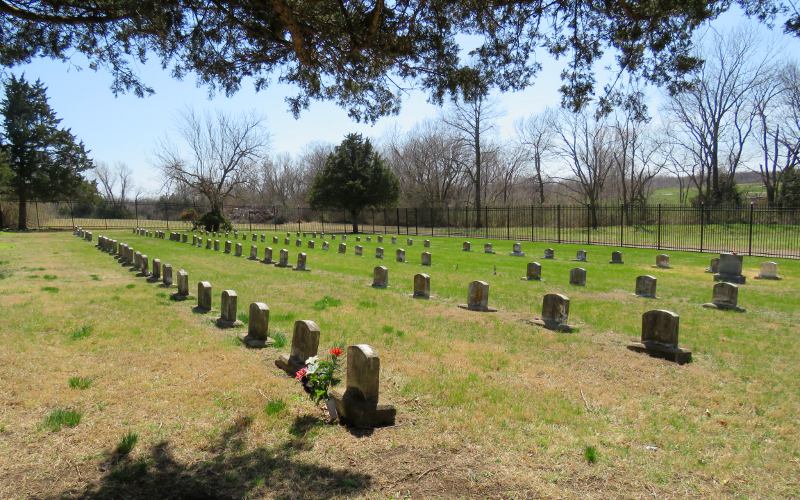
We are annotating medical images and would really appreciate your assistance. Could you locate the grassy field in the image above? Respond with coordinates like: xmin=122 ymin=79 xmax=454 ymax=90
xmin=648 ymin=182 xmax=767 ymax=205
xmin=1 ymin=230 xmax=799 ymax=498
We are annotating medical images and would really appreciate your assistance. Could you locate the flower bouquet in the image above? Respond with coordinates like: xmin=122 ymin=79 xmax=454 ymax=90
xmin=295 ymin=346 xmax=344 ymax=420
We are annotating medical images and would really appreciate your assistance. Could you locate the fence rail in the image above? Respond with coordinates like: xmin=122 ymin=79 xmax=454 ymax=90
xmin=3 ymin=200 xmax=800 ymax=259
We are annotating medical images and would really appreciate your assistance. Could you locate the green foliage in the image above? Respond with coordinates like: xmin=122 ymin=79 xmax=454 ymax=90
xmin=296 ymin=348 xmax=344 ymax=404
xmin=779 ymin=167 xmax=800 ymax=208
xmin=308 ymin=134 xmax=399 ymax=233
xmin=179 ymin=208 xmax=200 ymax=222
xmin=584 ymin=445 xmax=599 ymax=464
xmin=272 ymin=332 xmax=287 ymax=349
xmin=0 ymin=75 xmax=93 ymax=229
xmin=42 ymin=408 xmax=82 ymax=432
xmin=312 ymin=295 xmax=342 ymax=311
xmin=198 ymin=210 xmax=232 ymax=232
xmin=264 ymin=399 xmax=287 ymax=416
xmin=69 ymin=325 xmax=93 ymax=340
xmin=237 ymin=312 xmax=249 ymax=324
xmin=116 ymin=431 xmax=139 ymax=456
xmin=41 ymin=286 xmax=59 ymax=293
xmin=68 ymin=376 xmax=93 ymax=389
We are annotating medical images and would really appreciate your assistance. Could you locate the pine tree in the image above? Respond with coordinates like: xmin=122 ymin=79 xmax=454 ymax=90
xmin=0 ymin=75 xmax=93 ymax=229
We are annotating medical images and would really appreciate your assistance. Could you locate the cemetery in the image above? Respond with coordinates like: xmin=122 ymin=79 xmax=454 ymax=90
xmin=2 ymin=228 xmax=799 ymax=497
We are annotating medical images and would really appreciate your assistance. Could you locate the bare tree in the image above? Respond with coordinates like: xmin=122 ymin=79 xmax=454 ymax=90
xmin=553 ymin=109 xmax=614 ymax=227
xmin=156 ymin=108 xmax=269 ymax=229
xmin=442 ymin=94 xmax=501 ymax=226
xmin=94 ymin=161 xmax=137 ymax=207
xmin=516 ymin=108 xmax=557 ymax=204
xmin=668 ymin=28 xmax=772 ymax=206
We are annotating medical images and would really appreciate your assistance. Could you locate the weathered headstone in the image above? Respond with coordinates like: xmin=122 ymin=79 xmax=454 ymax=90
xmin=262 ymin=247 xmax=274 ymax=264
xmin=148 ymin=259 xmax=162 ymax=282
xmin=171 ymin=270 xmax=190 ymax=300
xmin=531 ymin=293 xmax=573 ymax=332
xmin=702 ymin=282 xmax=745 ymax=312
xmin=252 ymin=233 xmax=257 ymax=242
xmin=284 ymin=237 xmax=290 ymax=245
xmin=295 ymin=238 xmax=302 ymax=247
xmin=206 ymin=239 xmax=212 ymax=249
xmin=133 ymin=251 xmax=142 ymax=270
xmin=391 ymin=236 xmax=397 ymax=245
xmin=234 ymin=243 xmax=243 ymax=257
xmin=406 ymin=238 xmax=413 ymax=246
xmin=224 ymin=241 xmax=232 ymax=254
xmin=655 ymin=254 xmax=671 ymax=269
xmin=706 ymin=257 xmax=719 ymax=273
xmin=484 ymin=243 xmax=495 ymax=254
xmin=341 ymin=234 xmax=347 ymax=241
xmin=458 ymin=281 xmax=497 ymax=312
xmin=569 ymin=268 xmax=586 ymax=286
xmin=755 ymin=261 xmax=781 ymax=280
xmin=356 ymin=236 xmax=361 ymax=242
xmin=273 ymin=236 xmax=279 ymax=244
xmin=714 ymin=253 xmax=746 ymax=283
xmin=322 ymin=241 xmax=330 ymax=251
xmin=294 ymin=252 xmax=310 ymax=271
xmin=544 ymin=248 xmax=555 ymax=259
xmin=249 ymin=245 xmax=258 ymax=260
xmin=510 ymin=242 xmax=525 ymax=257
xmin=635 ymin=275 xmax=657 ymax=298
xmin=214 ymin=240 xmax=220 ymax=251
xmin=162 ymin=264 xmax=173 ymax=287
xmin=275 ymin=320 xmax=320 ymax=375
xmin=396 ymin=248 xmax=406 ymax=263
xmin=372 ymin=266 xmax=389 ymax=288
xmin=275 ymin=249 xmax=291 ymax=268
xmin=375 ymin=247 xmax=384 ymax=259
xmin=575 ymin=250 xmax=587 ymax=262
xmin=355 ymin=245 xmax=363 ymax=256
xmin=377 ymin=235 xmax=384 ymax=243
xmin=627 ymin=310 xmax=692 ymax=364
xmin=462 ymin=241 xmax=471 ymax=252
xmin=308 ymin=240 xmax=315 ymax=249
xmin=216 ymin=289 xmax=243 ymax=327
xmin=523 ymin=262 xmax=542 ymax=281
xmin=330 ymin=344 xmax=396 ymax=428
xmin=138 ymin=255 xmax=150 ymax=277
xmin=610 ymin=251 xmax=624 ymax=264
xmin=196 ymin=281 xmax=212 ymax=311
xmin=366 ymin=236 xmax=371 ymax=242
xmin=338 ymin=243 xmax=347 ymax=254
xmin=412 ymin=273 xmax=430 ymax=299
xmin=261 ymin=234 xmax=266 ymax=242
xmin=421 ymin=251 xmax=431 ymax=266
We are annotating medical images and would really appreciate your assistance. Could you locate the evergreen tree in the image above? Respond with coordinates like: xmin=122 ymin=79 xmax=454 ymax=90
xmin=779 ymin=167 xmax=800 ymax=208
xmin=0 ymin=75 xmax=93 ymax=229
xmin=309 ymin=133 xmax=399 ymax=233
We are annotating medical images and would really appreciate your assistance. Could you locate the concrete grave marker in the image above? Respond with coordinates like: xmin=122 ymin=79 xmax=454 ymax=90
xmin=216 ymin=290 xmax=243 ymax=327
xmin=702 ymin=282 xmax=745 ymax=312
xmin=162 ymin=264 xmax=173 ymax=287
xmin=273 ymin=236 xmax=279 ymax=244
xmin=424 ymin=239 xmax=430 ymax=248
xmin=375 ymin=247 xmax=384 ymax=259
xmin=171 ymin=270 xmax=190 ymax=300
xmin=275 ymin=320 xmax=320 ymax=375
xmin=377 ymin=235 xmax=384 ymax=243
xmin=714 ymin=253 xmax=747 ymax=284
xmin=262 ymin=247 xmax=274 ymax=264
xmin=627 ymin=310 xmax=692 ymax=364
xmin=275 ymin=249 xmax=291 ymax=268
xmin=531 ymin=293 xmax=573 ymax=332
xmin=458 ymin=281 xmax=497 ymax=312
xmin=575 ymin=250 xmax=587 ymax=262
xmin=234 ymin=243 xmax=243 ymax=257
xmin=214 ymin=240 xmax=220 ymax=251
xmin=308 ymin=240 xmax=315 ymax=249
xmin=391 ymin=236 xmax=397 ymax=245
xmin=293 ymin=252 xmax=310 ymax=271
xmin=396 ymin=248 xmax=406 ymax=262
xmin=462 ymin=241 xmax=471 ymax=252
xmin=544 ymin=248 xmax=555 ymax=259
xmin=421 ymin=251 xmax=431 ymax=266
xmin=510 ymin=242 xmax=525 ymax=256
xmin=412 ymin=273 xmax=431 ymax=299
xmin=569 ymin=268 xmax=586 ymax=286
xmin=196 ymin=281 xmax=212 ymax=311
xmin=137 ymin=255 xmax=150 ymax=277
xmin=755 ymin=261 xmax=781 ymax=280
xmin=338 ymin=243 xmax=347 ymax=254
xmin=224 ymin=241 xmax=232 ymax=254
xmin=635 ymin=275 xmax=657 ymax=298
xmin=656 ymin=254 xmax=671 ymax=269
xmin=148 ymin=259 xmax=162 ymax=282
xmin=372 ymin=266 xmax=389 ymax=288
xmin=406 ymin=238 xmax=413 ymax=246
xmin=295 ymin=239 xmax=302 ymax=247
xmin=484 ymin=243 xmax=495 ymax=254
xmin=322 ymin=241 xmax=330 ymax=251
xmin=249 ymin=245 xmax=259 ymax=260
xmin=355 ymin=245 xmax=363 ymax=256
xmin=523 ymin=262 xmax=542 ymax=281
xmin=610 ymin=251 xmax=624 ymax=264
xmin=330 ymin=344 xmax=396 ymax=428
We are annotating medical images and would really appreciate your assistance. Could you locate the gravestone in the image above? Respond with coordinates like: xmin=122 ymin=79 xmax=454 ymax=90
xmin=610 ymin=251 xmax=624 ymax=264
xmin=261 ymin=234 xmax=266 ymax=242
xmin=171 ymin=270 xmax=190 ymax=300
xmin=531 ymin=293 xmax=573 ymax=332
xmin=275 ymin=320 xmax=321 ymax=375
xmin=214 ymin=240 xmax=220 ymax=251
xmin=372 ymin=266 xmax=389 ymax=288
xmin=217 ymin=290 xmax=243 ymax=327
xmin=569 ymin=268 xmax=586 ymax=286
xmin=462 ymin=241 xmax=471 ymax=252
xmin=406 ymin=238 xmax=413 ymax=246
xmin=138 ymin=255 xmax=150 ymax=277
xmin=458 ymin=281 xmax=497 ymax=312
xmin=366 ymin=236 xmax=371 ymax=242
xmin=375 ymin=247 xmax=384 ymax=259
xmin=424 ymin=239 xmax=431 ymax=248
xmin=377 ymin=235 xmax=384 ymax=243
xmin=284 ymin=237 xmax=290 ymax=245
xmin=355 ymin=245 xmax=363 ymax=256
xmin=484 ymin=243 xmax=495 ymax=254
xmin=341 ymin=234 xmax=347 ymax=241
xmin=273 ymin=236 xmax=279 ymax=244
xmin=196 ymin=281 xmax=212 ymax=311
xmin=421 ymin=252 xmax=431 ymax=266
xmin=655 ymin=254 xmax=671 ymax=269
xmin=239 ymin=303 xmax=273 ymax=347
xmin=635 ymin=275 xmax=657 ymax=298
xmin=412 ymin=273 xmax=431 ymax=299
xmin=234 ymin=243 xmax=242 ymax=257
xmin=338 ymin=243 xmax=346 ymax=254
xmin=627 ymin=310 xmax=692 ymax=364
xmin=148 ymin=259 xmax=162 ymax=282
xmin=249 ymin=245 xmax=259 ymax=260
xmin=575 ymin=250 xmax=587 ymax=262
xmin=714 ymin=253 xmax=746 ymax=283
xmin=755 ymin=261 xmax=781 ymax=280
xmin=295 ymin=239 xmax=302 ymax=247
xmin=356 ymin=236 xmax=361 ymax=242
xmin=262 ymin=247 xmax=274 ymax=264
xmin=224 ymin=241 xmax=232 ymax=254
xmin=396 ymin=248 xmax=406 ymax=263
xmin=294 ymin=252 xmax=310 ymax=271
xmin=275 ymin=249 xmax=291 ymax=268
xmin=544 ymin=248 xmax=555 ymax=259
xmin=252 ymin=234 xmax=257 ymax=242
xmin=206 ymin=239 xmax=212 ymax=249
xmin=510 ymin=242 xmax=525 ymax=257
xmin=706 ymin=257 xmax=719 ymax=273
xmin=133 ymin=251 xmax=142 ymax=270
xmin=322 ymin=241 xmax=330 ymax=251
xmin=523 ymin=262 xmax=542 ymax=281
xmin=391 ymin=236 xmax=397 ymax=245
xmin=702 ymin=282 xmax=745 ymax=312
xmin=162 ymin=264 xmax=173 ymax=287
xmin=329 ymin=344 xmax=396 ymax=428
xmin=308 ymin=240 xmax=315 ymax=249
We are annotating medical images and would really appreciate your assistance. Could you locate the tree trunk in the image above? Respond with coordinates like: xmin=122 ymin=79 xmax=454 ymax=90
xmin=474 ymin=136 xmax=482 ymax=228
xmin=351 ymin=210 xmax=359 ymax=234
xmin=766 ymin=185 xmax=775 ymax=207
xmin=535 ymin=155 xmax=545 ymax=204
xmin=18 ymin=197 xmax=28 ymax=230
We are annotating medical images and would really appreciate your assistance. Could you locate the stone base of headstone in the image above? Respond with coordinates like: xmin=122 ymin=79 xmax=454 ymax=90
xmin=713 ymin=273 xmax=746 ymax=284
xmin=754 ymin=274 xmax=781 ymax=280
xmin=626 ymin=341 xmax=692 ymax=364
xmin=216 ymin=317 xmax=243 ymax=328
xmin=292 ymin=266 xmax=310 ymax=272
xmin=274 ymin=262 xmax=291 ymax=268
xmin=275 ymin=354 xmax=303 ymax=376
xmin=170 ymin=293 xmax=191 ymax=301
xmin=238 ymin=332 xmax=274 ymax=348
xmin=530 ymin=318 xmax=573 ymax=332
xmin=329 ymin=387 xmax=396 ymax=429
xmin=701 ymin=301 xmax=746 ymax=313
xmin=609 ymin=259 xmax=624 ymax=264
xmin=457 ymin=303 xmax=497 ymax=312
xmin=146 ymin=274 xmax=160 ymax=283
xmin=510 ymin=251 xmax=525 ymax=257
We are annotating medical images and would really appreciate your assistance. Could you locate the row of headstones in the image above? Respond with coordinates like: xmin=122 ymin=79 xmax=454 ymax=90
xmin=91 ymin=231 xmax=395 ymax=428
xmin=707 ymin=253 xmax=782 ymax=281
xmin=185 ymin=227 xmax=432 ymax=248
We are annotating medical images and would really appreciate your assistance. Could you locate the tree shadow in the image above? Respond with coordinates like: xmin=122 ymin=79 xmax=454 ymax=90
xmin=60 ymin=415 xmax=372 ymax=499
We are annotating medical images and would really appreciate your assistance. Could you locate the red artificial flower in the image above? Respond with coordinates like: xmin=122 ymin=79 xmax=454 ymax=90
xmin=295 ymin=367 xmax=307 ymax=380
xmin=330 ymin=347 xmax=343 ymax=357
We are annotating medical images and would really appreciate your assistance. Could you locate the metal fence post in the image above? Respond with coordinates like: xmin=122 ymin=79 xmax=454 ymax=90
xmin=485 ymin=207 xmax=489 ymax=238
xmin=530 ymin=206 xmax=534 ymax=241
xmin=699 ymin=203 xmax=705 ymax=253
xmin=620 ymin=203 xmax=624 ymax=246
xmin=135 ymin=199 xmax=139 ymax=228
xmin=165 ymin=206 xmax=169 ymax=230
xmin=748 ymin=202 xmax=754 ymax=256
xmin=396 ymin=207 xmax=400 ymax=234
xmin=414 ymin=208 xmax=418 ymax=236
xmin=557 ymin=205 xmax=561 ymax=243
xmin=69 ymin=200 xmax=75 ymax=229
xmin=586 ymin=204 xmax=591 ymax=245
xmin=657 ymin=204 xmax=662 ymax=250
xmin=506 ymin=208 xmax=510 ymax=239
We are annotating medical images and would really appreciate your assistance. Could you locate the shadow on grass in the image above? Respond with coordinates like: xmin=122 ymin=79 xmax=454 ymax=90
xmin=66 ymin=415 xmax=372 ymax=499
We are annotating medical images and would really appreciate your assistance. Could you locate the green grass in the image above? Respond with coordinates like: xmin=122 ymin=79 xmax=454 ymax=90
xmin=42 ymin=408 xmax=82 ymax=432
xmin=41 ymin=286 xmax=59 ymax=293
xmin=68 ymin=376 xmax=93 ymax=389
xmin=584 ymin=445 xmax=598 ymax=464
xmin=264 ymin=399 xmax=286 ymax=416
xmin=312 ymin=295 xmax=342 ymax=311
xmin=649 ymin=182 xmax=767 ymax=205
xmin=69 ymin=325 xmax=93 ymax=340
xmin=115 ymin=431 xmax=139 ymax=456
xmin=272 ymin=331 xmax=287 ymax=349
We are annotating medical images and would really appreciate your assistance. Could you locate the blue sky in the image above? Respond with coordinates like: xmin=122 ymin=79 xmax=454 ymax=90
xmin=5 ymin=8 xmax=798 ymax=194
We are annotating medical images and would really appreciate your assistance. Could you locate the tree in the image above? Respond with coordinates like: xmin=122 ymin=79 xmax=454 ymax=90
xmin=779 ymin=166 xmax=800 ymax=207
xmin=94 ymin=161 xmax=139 ymax=216
xmin=0 ymin=0 xmax=770 ymax=122
xmin=0 ymin=74 xmax=93 ymax=229
xmin=156 ymin=108 xmax=269 ymax=231
xmin=308 ymin=133 xmax=399 ymax=233
xmin=516 ymin=109 xmax=557 ymax=204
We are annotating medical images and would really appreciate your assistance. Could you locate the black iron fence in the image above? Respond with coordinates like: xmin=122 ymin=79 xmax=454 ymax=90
xmin=3 ymin=199 xmax=800 ymax=259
